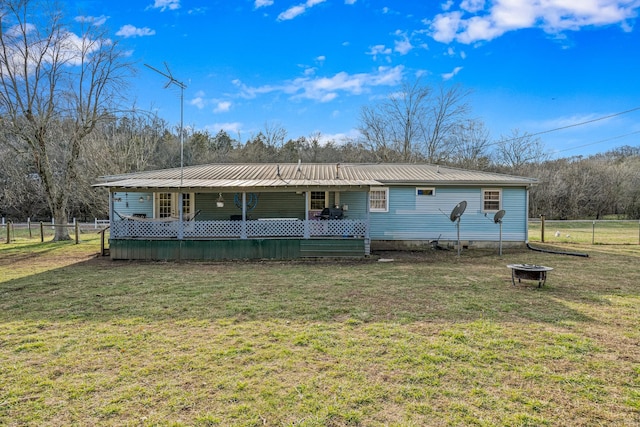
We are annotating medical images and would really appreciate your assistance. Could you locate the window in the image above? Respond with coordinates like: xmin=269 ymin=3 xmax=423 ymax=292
xmin=310 ymin=191 xmax=327 ymax=210
xmin=182 ymin=193 xmax=192 ymax=215
xmin=483 ymin=189 xmax=501 ymax=212
xmin=158 ymin=192 xmax=172 ymax=218
xmin=416 ymin=187 xmax=435 ymax=196
xmin=369 ymin=188 xmax=389 ymax=212
xmin=156 ymin=192 xmax=194 ymax=218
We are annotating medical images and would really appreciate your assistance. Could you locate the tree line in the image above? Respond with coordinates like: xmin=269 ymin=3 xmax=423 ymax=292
xmin=1 ymin=0 xmax=638 ymax=241
xmin=2 ymin=108 xmax=639 ymax=223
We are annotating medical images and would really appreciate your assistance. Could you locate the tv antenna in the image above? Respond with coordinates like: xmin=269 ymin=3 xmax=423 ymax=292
xmin=145 ymin=62 xmax=187 ymax=235
xmin=449 ymin=200 xmax=467 ymax=256
xmin=493 ymin=210 xmax=506 ymax=256
xmin=145 ymin=62 xmax=187 ymax=183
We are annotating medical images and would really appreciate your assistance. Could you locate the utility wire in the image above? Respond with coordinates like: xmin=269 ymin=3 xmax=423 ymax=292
xmin=490 ymin=105 xmax=640 ymax=147
xmin=553 ymin=130 xmax=640 ymax=154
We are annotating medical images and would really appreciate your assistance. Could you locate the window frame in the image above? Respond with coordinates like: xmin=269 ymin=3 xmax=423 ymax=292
xmin=482 ymin=188 xmax=502 ymax=213
xmin=416 ymin=187 xmax=436 ymax=197
xmin=369 ymin=187 xmax=389 ymax=213
xmin=154 ymin=192 xmax=194 ymax=218
xmin=309 ymin=191 xmax=328 ymax=211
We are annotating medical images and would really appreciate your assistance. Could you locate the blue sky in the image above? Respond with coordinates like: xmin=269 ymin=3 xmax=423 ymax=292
xmin=72 ymin=0 xmax=640 ymax=158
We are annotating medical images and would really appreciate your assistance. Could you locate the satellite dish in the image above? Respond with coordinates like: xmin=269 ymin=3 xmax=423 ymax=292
xmin=449 ymin=201 xmax=467 ymax=257
xmin=449 ymin=200 xmax=467 ymax=222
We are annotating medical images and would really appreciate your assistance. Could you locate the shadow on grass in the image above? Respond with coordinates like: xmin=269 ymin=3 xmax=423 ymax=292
xmin=4 ymin=245 xmax=637 ymax=325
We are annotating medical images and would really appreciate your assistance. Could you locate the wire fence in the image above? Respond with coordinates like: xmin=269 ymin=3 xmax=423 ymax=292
xmin=2 ymin=220 xmax=109 ymax=244
xmin=529 ymin=219 xmax=640 ymax=245
xmin=3 ymin=218 xmax=639 ymax=246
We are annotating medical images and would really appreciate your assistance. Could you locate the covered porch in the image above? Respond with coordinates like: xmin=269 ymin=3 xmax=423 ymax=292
xmin=95 ymin=163 xmax=382 ymax=260
xmin=106 ymin=187 xmax=372 ymax=260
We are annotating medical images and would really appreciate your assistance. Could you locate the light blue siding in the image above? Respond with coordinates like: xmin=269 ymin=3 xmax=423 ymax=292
xmin=112 ymin=191 xmax=153 ymax=218
xmin=112 ymin=186 xmax=529 ymax=243
xmin=369 ymin=186 xmax=528 ymax=242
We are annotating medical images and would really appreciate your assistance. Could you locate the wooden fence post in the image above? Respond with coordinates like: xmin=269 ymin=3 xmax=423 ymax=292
xmin=540 ymin=215 xmax=545 ymax=243
xmin=5 ymin=221 xmax=10 ymax=244
xmin=75 ymin=222 xmax=79 ymax=244
xmin=40 ymin=222 xmax=44 ymax=242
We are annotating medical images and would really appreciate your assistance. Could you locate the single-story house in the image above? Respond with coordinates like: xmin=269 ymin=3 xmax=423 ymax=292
xmin=94 ymin=163 xmax=538 ymax=260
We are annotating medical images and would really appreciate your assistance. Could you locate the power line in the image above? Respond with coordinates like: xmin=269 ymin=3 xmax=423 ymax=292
xmin=525 ymin=106 xmax=640 ymax=138
xmin=553 ymin=130 xmax=640 ymax=155
xmin=491 ymin=105 xmax=640 ymax=147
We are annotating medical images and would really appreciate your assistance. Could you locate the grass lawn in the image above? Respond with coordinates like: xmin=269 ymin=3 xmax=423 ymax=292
xmin=1 ymin=232 xmax=639 ymax=426
xmin=529 ymin=220 xmax=640 ymax=246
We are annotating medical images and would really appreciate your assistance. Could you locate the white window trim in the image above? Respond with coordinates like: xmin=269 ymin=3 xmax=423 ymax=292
xmin=416 ymin=187 xmax=436 ymax=196
xmin=482 ymin=188 xmax=502 ymax=213
xmin=369 ymin=187 xmax=389 ymax=213
xmin=308 ymin=191 xmax=329 ymax=211
xmin=154 ymin=192 xmax=195 ymax=218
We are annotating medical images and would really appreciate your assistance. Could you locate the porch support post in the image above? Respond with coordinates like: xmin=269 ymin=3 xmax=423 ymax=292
xmin=240 ymin=192 xmax=247 ymax=239
xmin=365 ymin=189 xmax=371 ymax=255
xmin=109 ymin=191 xmax=114 ymax=229
xmin=303 ymin=191 xmax=310 ymax=239
xmin=178 ymin=191 xmax=184 ymax=240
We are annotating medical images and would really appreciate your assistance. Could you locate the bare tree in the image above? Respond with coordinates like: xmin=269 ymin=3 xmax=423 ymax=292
xmin=448 ymin=119 xmax=492 ymax=169
xmin=493 ymin=129 xmax=549 ymax=172
xmin=358 ymin=79 xmax=471 ymax=163
xmin=0 ymin=0 xmax=132 ymax=239
xmin=420 ymin=84 xmax=471 ymax=163
xmin=262 ymin=121 xmax=287 ymax=149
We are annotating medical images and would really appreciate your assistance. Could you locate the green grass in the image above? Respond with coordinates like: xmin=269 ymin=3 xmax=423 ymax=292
xmin=529 ymin=219 xmax=640 ymax=246
xmin=1 ymin=232 xmax=639 ymax=426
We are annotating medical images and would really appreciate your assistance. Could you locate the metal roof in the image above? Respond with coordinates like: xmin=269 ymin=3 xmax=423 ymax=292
xmin=94 ymin=163 xmax=537 ymax=190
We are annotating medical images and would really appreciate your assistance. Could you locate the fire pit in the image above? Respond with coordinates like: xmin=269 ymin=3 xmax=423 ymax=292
xmin=507 ymin=264 xmax=553 ymax=287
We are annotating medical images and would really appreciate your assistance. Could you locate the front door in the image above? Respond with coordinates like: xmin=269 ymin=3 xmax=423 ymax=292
xmin=155 ymin=192 xmax=193 ymax=218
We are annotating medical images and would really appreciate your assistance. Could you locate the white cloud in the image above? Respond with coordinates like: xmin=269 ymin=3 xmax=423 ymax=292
xmin=394 ymin=36 xmax=413 ymax=55
xmin=441 ymin=66 xmax=463 ymax=80
xmin=190 ymin=98 xmax=205 ymax=109
xmin=345 ymin=0 xmax=357 ymax=4
xmin=255 ymin=0 xmax=274 ymax=8
xmin=207 ymin=122 xmax=243 ymax=134
xmin=278 ymin=0 xmax=326 ymax=21
xmin=214 ymin=101 xmax=232 ymax=113
xmin=430 ymin=0 xmax=640 ymax=44
xmin=430 ymin=11 xmax=464 ymax=43
xmin=233 ymin=65 xmax=404 ymax=103
xmin=318 ymin=128 xmax=360 ymax=144
xmin=150 ymin=0 xmax=181 ymax=11
xmin=116 ymin=25 xmax=156 ymax=38
xmin=460 ymin=0 xmax=485 ymax=13
xmin=366 ymin=44 xmax=392 ymax=60
xmin=75 ymin=15 xmax=109 ymax=26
